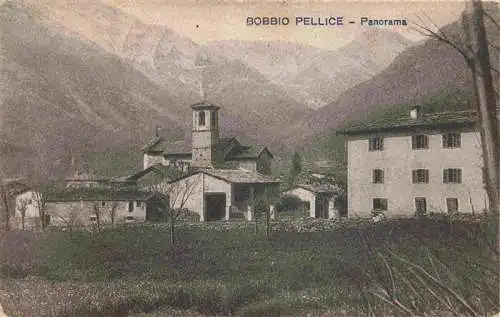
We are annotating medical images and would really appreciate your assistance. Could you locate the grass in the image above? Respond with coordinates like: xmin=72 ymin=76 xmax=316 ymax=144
xmin=0 ymin=216 xmax=497 ymax=317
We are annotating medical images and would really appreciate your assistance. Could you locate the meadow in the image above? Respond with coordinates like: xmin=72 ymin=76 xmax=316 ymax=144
xmin=0 ymin=215 xmax=497 ymax=317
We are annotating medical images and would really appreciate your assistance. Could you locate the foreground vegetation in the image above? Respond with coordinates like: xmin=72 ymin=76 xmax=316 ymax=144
xmin=0 ymin=216 xmax=497 ymax=317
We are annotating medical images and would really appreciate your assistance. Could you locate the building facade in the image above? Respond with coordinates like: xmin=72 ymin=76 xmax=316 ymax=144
xmin=342 ymin=107 xmax=490 ymax=218
xmin=283 ymin=184 xmax=339 ymax=219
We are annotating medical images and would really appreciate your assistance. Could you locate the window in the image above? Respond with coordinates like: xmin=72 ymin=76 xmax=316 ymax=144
xmin=446 ymin=198 xmax=459 ymax=214
xmin=369 ymin=137 xmax=384 ymax=151
xmin=373 ymin=198 xmax=388 ymax=211
xmin=128 ymin=201 xmax=134 ymax=213
xmin=442 ymin=133 xmax=461 ymax=148
xmin=415 ymin=197 xmax=427 ymax=214
xmin=90 ymin=216 xmax=97 ymax=221
xmin=412 ymin=134 xmax=429 ymax=149
xmin=198 ymin=111 xmax=206 ymax=126
xmin=137 ymin=201 xmax=143 ymax=208
xmin=101 ymin=201 xmax=106 ymax=207
xmin=443 ymin=169 xmax=462 ymax=183
xmin=27 ymin=199 xmax=32 ymax=205
xmin=211 ymin=111 xmax=217 ymax=127
xmin=412 ymin=169 xmax=429 ymax=183
xmin=372 ymin=169 xmax=384 ymax=184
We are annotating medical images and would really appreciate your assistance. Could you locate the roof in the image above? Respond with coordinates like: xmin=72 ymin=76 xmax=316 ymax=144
xmin=286 ymin=184 xmax=338 ymax=195
xmin=65 ymin=171 xmax=109 ymax=182
xmin=126 ymin=164 xmax=183 ymax=181
xmin=190 ymin=101 xmax=220 ymax=110
xmin=141 ymin=136 xmax=165 ymax=153
xmin=225 ymin=145 xmax=273 ymax=160
xmin=339 ymin=110 xmax=478 ymax=135
xmin=45 ymin=188 xmax=162 ymax=202
xmin=169 ymin=168 xmax=280 ymax=185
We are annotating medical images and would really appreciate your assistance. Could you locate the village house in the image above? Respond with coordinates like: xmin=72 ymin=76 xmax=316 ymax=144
xmin=12 ymin=169 xmax=160 ymax=230
xmin=283 ymin=184 xmax=339 ymax=219
xmin=138 ymin=101 xmax=280 ymax=221
xmin=13 ymin=187 xmax=161 ymax=230
xmin=340 ymin=106 xmax=492 ymax=218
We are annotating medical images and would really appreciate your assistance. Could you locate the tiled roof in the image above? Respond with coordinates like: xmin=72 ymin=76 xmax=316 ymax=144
xmin=126 ymin=164 xmax=183 ymax=181
xmin=340 ymin=110 xmax=478 ymax=135
xmin=286 ymin=184 xmax=338 ymax=195
xmin=226 ymin=145 xmax=272 ymax=160
xmin=141 ymin=136 xmax=165 ymax=153
xmin=170 ymin=168 xmax=280 ymax=185
xmin=45 ymin=188 xmax=161 ymax=202
xmin=190 ymin=101 xmax=220 ymax=110
xmin=202 ymin=169 xmax=279 ymax=184
xmin=163 ymin=140 xmax=192 ymax=156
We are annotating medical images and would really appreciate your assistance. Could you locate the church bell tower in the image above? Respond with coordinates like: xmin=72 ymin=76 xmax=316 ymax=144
xmin=191 ymin=102 xmax=220 ymax=168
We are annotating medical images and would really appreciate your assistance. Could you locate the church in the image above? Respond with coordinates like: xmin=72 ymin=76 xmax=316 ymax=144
xmin=138 ymin=101 xmax=280 ymax=221
xmin=142 ymin=102 xmax=274 ymax=174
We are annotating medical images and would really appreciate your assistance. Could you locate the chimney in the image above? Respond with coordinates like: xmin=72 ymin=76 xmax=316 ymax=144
xmin=410 ymin=105 xmax=423 ymax=120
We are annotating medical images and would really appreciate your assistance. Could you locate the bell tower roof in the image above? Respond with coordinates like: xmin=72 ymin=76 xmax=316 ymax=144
xmin=190 ymin=101 xmax=220 ymax=111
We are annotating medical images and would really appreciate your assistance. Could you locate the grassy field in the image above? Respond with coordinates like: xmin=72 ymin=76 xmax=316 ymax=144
xmin=0 ymin=216 xmax=497 ymax=317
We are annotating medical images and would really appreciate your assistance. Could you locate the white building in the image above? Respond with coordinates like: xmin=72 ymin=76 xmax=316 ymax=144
xmin=283 ymin=184 xmax=339 ymax=219
xmin=341 ymin=106 xmax=491 ymax=218
xmin=13 ymin=188 xmax=160 ymax=230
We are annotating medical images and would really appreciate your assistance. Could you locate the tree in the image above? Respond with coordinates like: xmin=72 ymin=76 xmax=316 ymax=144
xmin=289 ymin=152 xmax=302 ymax=188
xmin=51 ymin=204 xmax=81 ymax=238
xmin=16 ymin=198 xmax=28 ymax=231
xmin=0 ymin=182 xmax=11 ymax=232
xmin=253 ymin=185 xmax=280 ymax=240
xmin=92 ymin=202 xmax=102 ymax=232
xmin=416 ymin=0 xmax=500 ymax=306
xmin=150 ymin=170 xmax=199 ymax=245
xmin=416 ymin=1 xmax=499 ymax=215
xmin=32 ymin=188 xmax=49 ymax=231
xmin=105 ymin=202 xmax=119 ymax=225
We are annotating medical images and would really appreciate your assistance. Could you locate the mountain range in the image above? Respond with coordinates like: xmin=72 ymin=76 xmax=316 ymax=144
xmin=1 ymin=0 xmax=495 ymax=178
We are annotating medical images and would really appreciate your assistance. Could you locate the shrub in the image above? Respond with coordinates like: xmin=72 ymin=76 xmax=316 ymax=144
xmin=276 ymin=195 xmax=304 ymax=213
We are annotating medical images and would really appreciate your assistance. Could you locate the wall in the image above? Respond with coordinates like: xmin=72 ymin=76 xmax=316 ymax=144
xmin=283 ymin=187 xmax=316 ymax=218
xmin=257 ymin=151 xmax=272 ymax=175
xmin=237 ymin=161 xmax=257 ymax=172
xmin=45 ymin=200 xmax=146 ymax=228
xmin=143 ymin=153 xmax=163 ymax=169
xmin=347 ymin=129 xmax=487 ymax=218
xmin=13 ymin=191 xmax=40 ymax=230
xmin=169 ymin=173 xmax=232 ymax=221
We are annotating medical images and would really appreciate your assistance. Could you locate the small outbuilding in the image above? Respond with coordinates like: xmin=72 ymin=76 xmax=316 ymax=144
xmin=283 ymin=184 xmax=340 ymax=219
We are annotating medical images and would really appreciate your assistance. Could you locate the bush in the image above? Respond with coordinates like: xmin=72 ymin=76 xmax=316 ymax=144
xmin=177 ymin=209 xmax=200 ymax=222
xmin=276 ymin=195 xmax=304 ymax=213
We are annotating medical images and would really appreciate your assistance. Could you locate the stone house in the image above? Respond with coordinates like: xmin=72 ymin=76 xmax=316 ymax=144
xmin=283 ymin=184 xmax=339 ymax=219
xmin=340 ymin=106 xmax=492 ymax=218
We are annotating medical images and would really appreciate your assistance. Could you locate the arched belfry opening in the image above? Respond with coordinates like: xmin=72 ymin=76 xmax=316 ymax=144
xmin=191 ymin=102 xmax=221 ymax=168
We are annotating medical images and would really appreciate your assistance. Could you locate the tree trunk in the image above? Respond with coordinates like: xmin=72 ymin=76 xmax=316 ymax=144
xmin=21 ymin=214 xmax=25 ymax=231
xmin=467 ymin=0 xmax=500 ymax=307
xmin=170 ymin=212 xmax=175 ymax=245
xmin=265 ymin=209 xmax=270 ymax=240
xmin=1 ymin=185 xmax=10 ymax=232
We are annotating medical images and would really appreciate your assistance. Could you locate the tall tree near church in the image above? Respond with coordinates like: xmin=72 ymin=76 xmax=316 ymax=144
xmin=417 ymin=0 xmax=500 ymax=306
xmin=289 ymin=152 xmax=302 ymax=187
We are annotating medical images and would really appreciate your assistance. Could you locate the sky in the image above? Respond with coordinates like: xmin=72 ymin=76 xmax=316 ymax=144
xmin=102 ymin=0 xmax=466 ymax=50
